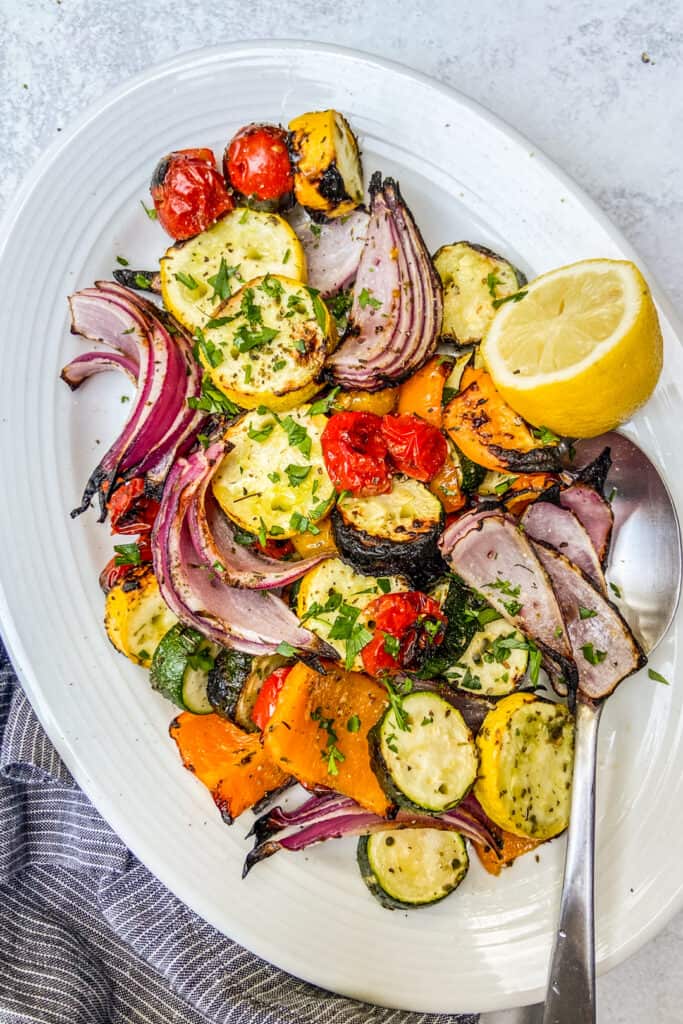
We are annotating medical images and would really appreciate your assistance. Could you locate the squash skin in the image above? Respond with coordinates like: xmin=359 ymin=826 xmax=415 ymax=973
xmin=263 ymin=660 xmax=393 ymax=817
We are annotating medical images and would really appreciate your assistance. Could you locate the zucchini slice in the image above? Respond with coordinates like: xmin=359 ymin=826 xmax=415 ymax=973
xmin=358 ymin=829 xmax=469 ymax=910
xmin=446 ymin=619 xmax=528 ymax=696
xmin=475 ymin=693 xmax=575 ymax=840
xmin=200 ymin=276 xmax=333 ymax=411
xmin=150 ymin=623 xmax=216 ymax=712
xmin=288 ymin=109 xmax=364 ymax=218
xmin=296 ymin=558 xmax=408 ymax=670
xmin=160 ymin=208 xmax=306 ymax=334
xmin=104 ymin=567 xmax=177 ymax=668
xmin=207 ymin=650 xmax=288 ymax=731
xmin=433 ymin=242 xmax=526 ymax=347
xmin=370 ymin=691 xmax=478 ymax=812
xmin=331 ymin=476 xmax=444 ymax=589
xmin=211 ymin=405 xmax=335 ymax=540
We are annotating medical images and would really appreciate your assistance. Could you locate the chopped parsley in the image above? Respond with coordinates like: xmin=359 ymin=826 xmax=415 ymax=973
xmin=486 ymin=272 xmax=501 ymax=299
xmin=140 ymin=200 xmax=157 ymax=220
xmin=358 ymin=287 xmax=382 ymax=310
xmin=581 ymin=643 xmax=607 ymax=666
xmin=134 ymin=272 xmax=151 ymax=289
xmin=532 ymin=425 xmax=561 ymax=446
xmin=234 ymin=324 xmax=279 ymax=352
xmin=309 ymin=222 xmax=322 ymax=238
xmin=283 ymin=248 xmax=291 ymax=264
xmin=327 ymin=289 xmax=353 ymax=335
xmin=377 ymin=578 xmax=392 ymax=594
xmin=285 ymin=464 xmax=311 ymax=487
xmin=306 ymin=286 xmax=329 ymax=332
xmin=272 ymin=358 xmax=287 ymax=371
xmin=383 ymin=676 xmax=413 ymax=731
xmin=346 ymin=714 xmax=361 ymax=733
xmin=258 ymin=518 xmax=267 ymax=548
xmin=609 ymin=581 xmax=622 ymax=599
xmin=311 ymin=706 xmax=346 ymax=776
xmin=308 ymin=387 xmax=341 ymax=416
xmin=113 ymin=542 xmax=142 ymax=567
xmin=493 ymin=476 xmax=518 ymax=495
xmin=648 ymin=668 xmax=670 ymax=685
xmin=247 ymin=420 xmax=275 ymax=442
xmin=207 ymin=258 xmax=239 ymax=301
xmin=327 ymin=602 xmax=372 ymax=669
xmin=280 ymin=415 xmax=312 ymax=458
xmin=276 ymin=641 xmax=297 ymax=658
xmin=289 ymin=511 xmax=320 ymax=536
xmin=243 ymin=364 xmax=252 ymax=384
xmin=492 ymin=289 xmax=528 ymax=310
xmin=259 ymin=274 xmax=284 ymax=301
xmin=187 ymin=377 xmax=240 ymax=416
xmin=194 ymin=328 xmax=223 ymax=368
xmin=174 ymin=271 xmax=199 ymax=290
xmin=115 ymin=255 xmax=129 ymax=267
xmin=383 ymin=633 xmax=401 ymax=658
xmin=578 ymin=606 xmax=598 ymax=620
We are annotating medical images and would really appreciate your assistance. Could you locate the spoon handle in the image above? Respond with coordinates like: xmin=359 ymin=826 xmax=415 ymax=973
xmin=542 ymin=699 xmax=603 ymax=1024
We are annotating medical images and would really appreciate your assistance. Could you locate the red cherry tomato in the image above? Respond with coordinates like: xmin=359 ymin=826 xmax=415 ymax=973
xmin=98 ymin=536 xmax=152 ymax=595
xmin=251 ymin=666 xmax=292 ymax=731
xmin=361 ymin=592 xmax=447 ymax=676
xmin=107 ymin=478 xmax=160 ymax=536
xmin=321 ymin=412 xmax=392 ymax=496
xmin=224 ymin=124 xmax=294 ymax=206
xmin=380 ymin=414 xmax=448 ymax=483
xmin=256 ymin=537 xmax=296 ymax=560
xmin=150 ymin=148 xmax=234 ymax=240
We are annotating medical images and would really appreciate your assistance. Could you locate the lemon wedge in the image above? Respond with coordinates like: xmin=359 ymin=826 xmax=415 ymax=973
xmin=481 ymin=259 xmax=663 ymax=437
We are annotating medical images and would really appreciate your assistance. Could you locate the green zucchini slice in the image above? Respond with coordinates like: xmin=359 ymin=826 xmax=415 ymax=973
xmin=150 ymin=624 xmax=216 ymax=713
xmin=447 ymin=619 xmax=528 ymax=696
xmin=370 ymin=691 xmax=478 ymax=812
xmin=358 ymin=829 xmax=469 ymax=909
xmin=207 ymin=650 xmax=289 ymax=731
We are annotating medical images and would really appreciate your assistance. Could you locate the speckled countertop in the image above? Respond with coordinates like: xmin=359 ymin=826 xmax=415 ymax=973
xmin=1 ymin=1 xmax=682 ymax=1021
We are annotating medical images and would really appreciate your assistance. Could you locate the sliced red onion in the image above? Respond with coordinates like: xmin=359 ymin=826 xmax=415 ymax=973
xmin=60 ymin=350 xmax=138 ymax=390
xmin=559 ymin=484 xmax=614 ymax=567
xmin=183 ymin=442 xmax=328 ymax=590
xmin=243 ymin=791 xmax=501 ymax=876
xmin=152 ymin=447 xmax=338 ymax=657
xmin=286 ymin=206 xmax=368 ymax=296
xmin=328 ymin=173 xmax=442 ymax=390
xmin=65 ymin=283 xmax=205 ymax=519
xmin=522 ymin=501 xmax=606 ymax=594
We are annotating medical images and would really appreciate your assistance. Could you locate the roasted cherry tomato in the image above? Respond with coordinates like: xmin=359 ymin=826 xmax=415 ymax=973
xmin=361 ymin=592 xmax=447 ymax=676
xmin=98 ymin=536 xmax=152 ymax=595
xmin=150 ymin=148 xmax=234 ymax=240
xmin=107 ymin=478 xmax=160 ymax=536
xmin=251 ymin=666 xmax=292 ymax=731
xmin=256 ymin=537 xmax=296 ymax=560
xmin=321 ymin=412 xmax=392 ymax=496
xmin=223 ymin=124 xmax=294 ymax=209
xmin=380 ymin=414 xmax=448 ymax=483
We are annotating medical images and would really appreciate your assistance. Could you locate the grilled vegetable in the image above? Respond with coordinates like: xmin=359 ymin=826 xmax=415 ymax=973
xmin=328 ymin=175 xmax=443 ymax=390
xmin=443 ymin=368 xmax=562 ymax=473
xmin=150 ymin=148 xmax=234 ymax=240
xmin=332 ymin=387 xmax=399 ymax=415
xmin=288 ymin=109 xmax=363 ymax=218
xmin=358 ymin=829 xmax=469 ymax=909
xmin=169 ymin=711 xmax=289 ymax=823
xmin=428 ymin=440 xmax=467 ymax=513
xmin=331 ymin=475 xmax=445 ymax=588
xmin=263 ymin=660 xmax=392 ymax=816
xmin=360 ymin=592 xmax=447 ymax=676
xmin=434 ymin=242 xmax=526 ymax=347
xmin=223 ymin=124 xmax=294 ymax=211
xmin=417 ymin=575 xmax=492 ymax=679
xmin=446 ymin=619 xmax=528 ymax=696
xmin=473 ymin=827 xmax=542 ymax=876
xmin=199 ymin=276 xmax=333 ymax=410
xmin=380 ymin=414 xmax=448 ymax=482
xmin=296 ymin=558 xmax=407 ymax=670
xmin=104 ymin=566 xmax=177 ymax=667
xmin=397 ymin=355 xmax=450 ymax=426
xmin=211 ymin=405 xmax=335 ymax=539
xmin=322 ymin=411 xmax=392 ymax=496
xmin=251 ymin=666 xmax=292 ymax=731
xmin=159 ymin=209 xmax=305 ymax=334
xmin=206 ymin=649 xmax=289 ymax=731
xmin=475 ymin=693 xmax=574 ymax=840
xmin=150 ymin=623 xmax=217 ymax=712
xmin=286 ymin=205 xmax=369 ymax=296
xmin=370 ymin=691 xmax=478 ymax=812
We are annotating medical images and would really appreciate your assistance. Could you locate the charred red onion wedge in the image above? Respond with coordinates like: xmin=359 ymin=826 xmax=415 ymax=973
xmin=440 ymin=510 xmax=578 ymax=696
xmin=327 ymin=173 xmax=443 ymax=390
xmin=65 ymin=282 xmax=204 ymax=518
xmin=186 ymin=451 xmax=327 ymax=590
xmin=152 ymin=445 xmax=337 ymax=656
xmin=559 ymin=483 xmax=614 ymax=567
xmin=522 ymin=500 xmax=606 ymax=594
xmin=532 ymin=542 xmax=646 ymax=700
xmin=60 ymin=350 xmax=138 ymax=389
xmin=243 ymin=791 xmax=500 ymax=876
xmin=286 ymin=206 xmax=369 ymax=297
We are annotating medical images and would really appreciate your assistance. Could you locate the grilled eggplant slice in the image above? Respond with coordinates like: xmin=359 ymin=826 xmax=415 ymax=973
xmin=207 ymin=649 xmax=289 ymax=731
xmin=160 ymin=209 xmax=305 ymax=334
xmin=370 ymin=691 xmax=478 ymax=812
xmin=199 ymin=276 xmax=334 ymax=411
xmin=211 ymin=405 xmax=335 ymax=539
xmin=150 ymin=623 xmax=217 ymax=712
xmin=475 ymin=693 xmax=574 ymax=840
xmin=104 ymin=566 xmax=177 ymax=668
xmin=331 ymin=476 xmax=445 ymax=588
xmin=358 ymin=829 xmax=469 ymax=910
xmin=434 ymin=242 xmax=526 ymax=347
xmin=288 ymin=110 xmax=364 ymax=218
xmin=297 ymin=558 xmax=408 ymax=669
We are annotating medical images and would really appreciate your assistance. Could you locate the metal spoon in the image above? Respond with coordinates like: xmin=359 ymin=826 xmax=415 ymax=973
xmin=481 ymin=431 xmax=681 ymax=1024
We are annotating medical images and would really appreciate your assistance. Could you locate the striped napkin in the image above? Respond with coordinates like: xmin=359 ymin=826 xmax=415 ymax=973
xmin=0 ymin=637 xmax=478 ymax=1024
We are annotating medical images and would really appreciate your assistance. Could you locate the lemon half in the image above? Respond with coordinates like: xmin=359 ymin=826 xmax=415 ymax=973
xmin=481 ymin=259 xmax=663 ymax=437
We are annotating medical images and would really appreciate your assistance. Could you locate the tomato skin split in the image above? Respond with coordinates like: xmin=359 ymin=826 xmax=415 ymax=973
xmin=151 ymin=149 xmax=234 ymax=240
xmin=322 ymin=412 xmax=393 ymax=496
xmin=381 ymin=414 xmax=448 ymax=483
